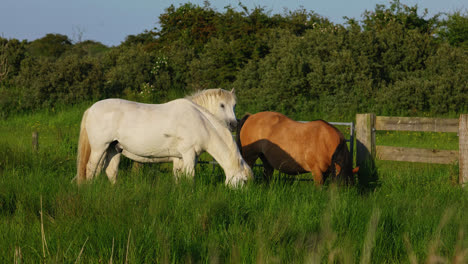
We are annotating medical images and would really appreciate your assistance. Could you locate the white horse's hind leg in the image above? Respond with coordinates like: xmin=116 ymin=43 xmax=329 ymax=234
xmin=86 ymin=148 xmax=107 ymax=181
xmin=96 ymin=153 xmax=107 ymax=175
xmin=172 ymin=158 xmax=184 ymax=181
xmin=104 ymin=147 xmax=121 ymax=184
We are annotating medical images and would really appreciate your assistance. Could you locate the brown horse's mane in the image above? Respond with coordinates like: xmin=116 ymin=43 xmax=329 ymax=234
xmin=236 ymin=113 xmax=251 ymax=152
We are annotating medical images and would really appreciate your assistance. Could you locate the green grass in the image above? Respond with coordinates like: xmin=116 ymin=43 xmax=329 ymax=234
xmin=1 ymin=106 xmax=467 ymax=263
xmin=376 ymin=130 xmax=459 ymax=151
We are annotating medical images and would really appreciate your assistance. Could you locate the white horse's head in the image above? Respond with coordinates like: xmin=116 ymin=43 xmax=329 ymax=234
xmin=188 ymin=88 xmax=238 ymax=131
xmin=225 ymin=159 xmax=253 ymax=187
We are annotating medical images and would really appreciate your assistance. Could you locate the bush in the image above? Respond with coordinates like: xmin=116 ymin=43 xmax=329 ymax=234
xmin=1 ymin=1 xmax=467 ymax=119
xmin=13 ymin=55 xmax=105 ymax=111
xmin=437 ymin=10 xmax=468 ymax=48
xmin=27 ymin=33 xmax=72 ymax=58
xmin=102 ymin=45 xmax=155 ymax=98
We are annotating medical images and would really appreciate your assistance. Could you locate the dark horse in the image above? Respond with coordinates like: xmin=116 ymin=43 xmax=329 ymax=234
xmin=236 ymin=111 xmax=358 ymax=185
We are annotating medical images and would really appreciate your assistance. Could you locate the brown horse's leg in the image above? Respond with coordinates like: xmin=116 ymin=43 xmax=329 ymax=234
xmin=259 ymin=154 xmax=274 ymax=182
xmin=243 ymin=156 xmax=257 ymax=173
xmin=241 ymin=148 xmax=260 ymax=179
xmin=311 ymin=166 xmax=324 ymax=185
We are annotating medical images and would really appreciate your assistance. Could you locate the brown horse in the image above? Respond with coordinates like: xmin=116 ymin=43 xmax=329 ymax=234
xmin=236 ymin=111 xmax=358 ymax=185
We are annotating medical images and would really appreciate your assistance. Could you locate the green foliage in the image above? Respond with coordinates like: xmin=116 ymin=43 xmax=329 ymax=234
xmin=0 ymin=1 xmax=467 ymax=119
xmin=103 ymin=45 xmax=155 ymax=98
xmin=68 ymin=40 xmax=111 ymax=57
xmin=188 ymin=38 xmax=241 ymax=89
xmin=0 ymin=38 xmax=27 ymax=82
xmin=437 ymin=10 xmax=468 ymax=48
xmin=157 ymin=2 xmax=219 ymax=52
xmin=361 ymin=0 xmax=438 ymax=33
xmin=27 ymin=33 xmax=72 ymax=58
xmin=12 ymin=55 xmax=104 ymax=110
xmin=121 ymin=30 xmax=157 ymax=47
xmin=424 ymin=44 xmax=468 ymax=114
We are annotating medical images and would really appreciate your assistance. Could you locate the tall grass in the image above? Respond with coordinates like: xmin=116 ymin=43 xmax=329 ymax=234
xmin=0 ymin=106 xmax=467 ymax=263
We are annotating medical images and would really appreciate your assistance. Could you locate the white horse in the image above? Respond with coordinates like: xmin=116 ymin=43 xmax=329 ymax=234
xmin=76 ymin=88 xmax=252 ymax=187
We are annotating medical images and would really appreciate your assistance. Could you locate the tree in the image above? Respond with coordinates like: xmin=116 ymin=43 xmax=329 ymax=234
xmin=0 ymin=38 xmax=27 ymax=83
xmin=0 ymin=41 xmax=9 ymax=83
xmin=122 ymin=31 xmax=157 ymax=48
xmin=436 ymin=10 xmax=468 ymax=48
xmin=28 ymin=33 xmax=72 ymax=58
xmin=361 ymin=0 xmax=438 ymax=33
xmin=156 ymin=3 xmax=218 ymax=52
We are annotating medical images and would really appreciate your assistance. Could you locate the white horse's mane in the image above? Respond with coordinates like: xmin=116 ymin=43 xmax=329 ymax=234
xmin=186 ymin=88 xmax=236 ymax=108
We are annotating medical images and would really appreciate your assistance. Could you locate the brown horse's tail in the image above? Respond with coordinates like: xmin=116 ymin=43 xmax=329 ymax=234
xmin=75 ymin=109 xmax=91 ymax=185
xmin=330 ymin=139 xmax=355 ymax=185
xmin=235 ymin=113 xmax=251 ymax=152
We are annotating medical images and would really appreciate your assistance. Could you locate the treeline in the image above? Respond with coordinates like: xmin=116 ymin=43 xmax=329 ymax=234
xmin=0 ymin=1 xmax=467 ymax=119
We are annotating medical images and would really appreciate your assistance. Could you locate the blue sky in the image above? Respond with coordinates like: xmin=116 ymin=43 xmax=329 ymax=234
xmin=1 ymin=0 xmax=465 ymax=46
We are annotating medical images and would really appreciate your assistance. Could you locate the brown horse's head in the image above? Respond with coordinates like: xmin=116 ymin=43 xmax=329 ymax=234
xmin=330 ymin=140 xmax=357 ymax=185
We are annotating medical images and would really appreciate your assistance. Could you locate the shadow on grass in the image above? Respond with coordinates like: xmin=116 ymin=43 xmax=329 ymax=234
xmin=357 ymin=158 xmax=380 ymax=194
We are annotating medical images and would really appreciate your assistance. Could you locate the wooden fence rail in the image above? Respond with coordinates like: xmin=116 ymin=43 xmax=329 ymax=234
xmin=374 ymin=116 xmax=459 ymax=132
xmin=356 ymin=113 xmax=468 ymax=186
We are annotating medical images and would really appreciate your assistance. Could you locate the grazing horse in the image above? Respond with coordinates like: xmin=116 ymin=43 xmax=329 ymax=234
xmin=76 ymin=88 xmax=252 ymax=187
xmin=236 ymin=111 xmax=358 ymax=185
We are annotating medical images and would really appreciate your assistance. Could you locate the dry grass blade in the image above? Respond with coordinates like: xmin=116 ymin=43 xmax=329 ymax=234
xmin=452 ymin=229 xmax=468 ymax=264
xmin=125 ymin=229 xmax=132 ymax=264
xmin=328 ymin=248 xmax=343 ymax=263
xmin=403 ymin=234 xmax=418 ymax=264
xmin=40 ymin=196 xmax=50 ymax=259
xmin=426 ymin=209 xmax=454 ymax=264
xmin=305 ymin=187 xmax=338 ymax=263
xmin=74 ymin=237 xmax=89 ymax=264
xmin=360 ymin=208 xmax=381 ymax=264
xmin=14 ymin=246 xmax=22 ymax=264
xmin=109 ymin=237 xmax=114 ymax=264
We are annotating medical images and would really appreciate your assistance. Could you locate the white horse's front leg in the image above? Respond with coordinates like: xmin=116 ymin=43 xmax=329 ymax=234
xmin=181 ymin=151 xmax=197 ymax=178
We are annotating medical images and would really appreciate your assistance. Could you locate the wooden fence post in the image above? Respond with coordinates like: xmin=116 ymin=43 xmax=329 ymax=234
xmin=32 ymin=131 xmax=39 ymax=152
xmin=355 ymin=113 xmax=377 ymax=187
xmin=459 ymin=114 xmax=468 ymax=186
xmin=356 ymin=113 xmax=376 ymax=167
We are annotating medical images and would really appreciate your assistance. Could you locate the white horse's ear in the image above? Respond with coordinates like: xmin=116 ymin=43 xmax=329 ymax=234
xmin=231 ymin=88 xmax=235 ymax=94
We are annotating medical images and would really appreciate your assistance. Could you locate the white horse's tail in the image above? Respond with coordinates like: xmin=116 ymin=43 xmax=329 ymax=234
xmin=76 ymin=109 xmax=91 ymax=184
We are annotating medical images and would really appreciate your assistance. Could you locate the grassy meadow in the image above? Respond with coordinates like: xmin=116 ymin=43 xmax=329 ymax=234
xmin=0 ymin=105 xmax=467 ymax=263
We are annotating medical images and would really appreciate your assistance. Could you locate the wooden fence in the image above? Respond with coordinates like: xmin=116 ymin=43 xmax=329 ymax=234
xmin=356 ymin=113 xmax=468 ymax=186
